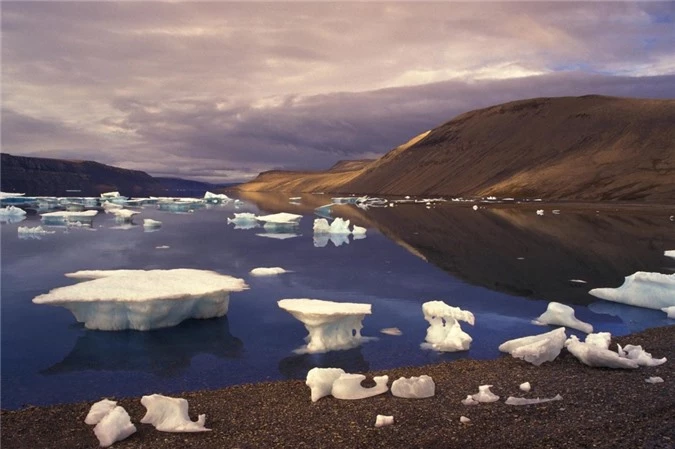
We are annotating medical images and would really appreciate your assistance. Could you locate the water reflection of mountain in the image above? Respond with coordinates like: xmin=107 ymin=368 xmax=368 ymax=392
xmin=42 ymin=317 xmax=243 ymax=377
xmin=238 ymin=192 xmax=675 ymax=305
xmin=278 ymin=347 xmax=369 ymax=379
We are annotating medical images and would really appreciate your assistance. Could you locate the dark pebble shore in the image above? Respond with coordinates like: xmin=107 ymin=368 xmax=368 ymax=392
xmin=2 ymin=326 xmax=673 ymax=449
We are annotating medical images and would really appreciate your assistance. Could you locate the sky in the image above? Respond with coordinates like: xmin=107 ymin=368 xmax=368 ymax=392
xmin=2 ymin=2 xmax=674 ymax=183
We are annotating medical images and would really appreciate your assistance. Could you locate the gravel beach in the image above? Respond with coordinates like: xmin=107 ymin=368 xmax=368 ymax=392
xmin=2 ymin=325 xmax=673 ymax=449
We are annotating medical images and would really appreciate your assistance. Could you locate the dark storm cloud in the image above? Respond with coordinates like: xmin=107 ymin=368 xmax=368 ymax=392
xmin=2 ymin=2 xmax=674 ymax=182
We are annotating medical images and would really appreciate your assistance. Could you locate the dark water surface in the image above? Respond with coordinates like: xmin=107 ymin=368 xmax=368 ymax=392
xmin=1 ymin=195 xmax=673 ymax=409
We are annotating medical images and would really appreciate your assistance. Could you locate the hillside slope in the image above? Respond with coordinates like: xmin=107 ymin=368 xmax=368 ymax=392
xmin=238 ymin=96 xmax=675 ymax=201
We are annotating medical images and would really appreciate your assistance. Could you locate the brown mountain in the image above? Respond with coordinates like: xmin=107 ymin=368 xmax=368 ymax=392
xmin=237 ymin=95 xmax=675 ymax=202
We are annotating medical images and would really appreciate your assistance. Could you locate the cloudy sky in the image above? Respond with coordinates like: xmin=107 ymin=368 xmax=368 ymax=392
xmin=2 ymin=2 xmax=674 ymax=183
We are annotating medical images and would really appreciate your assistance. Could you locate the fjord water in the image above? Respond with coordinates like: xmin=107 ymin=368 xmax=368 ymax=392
xmin=1 ymin=196 xmax=673 ymax=409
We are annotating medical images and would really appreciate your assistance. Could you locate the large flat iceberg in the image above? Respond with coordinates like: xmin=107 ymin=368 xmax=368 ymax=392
xmin=589 ymin=272 xmax=675 ymax=310
xmin=32 ymin=269 xmax=248 ymax=331
xmin=278 ymin=298 xmax=372 ymax=353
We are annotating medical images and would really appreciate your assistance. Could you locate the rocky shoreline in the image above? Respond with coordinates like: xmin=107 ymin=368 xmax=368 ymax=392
xmin=2 ymin=326 xmax=673 ymax=449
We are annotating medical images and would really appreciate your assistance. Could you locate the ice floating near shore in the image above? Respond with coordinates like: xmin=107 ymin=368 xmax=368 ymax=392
xmin=228 ymin=213 xmax=259 ymax=229
xmin=380 ymin=327 xmax=402 ymax=336
xmin=141 ymin=394 xmax=210 ymax=432
xmin=421 ymin=300 xmax=474 ymax=352
xmin=256 ymin=232 xmax=300 ymax=240
xmin=277 ymin=299 xmax=372 ymax=353
xmin=250 ymin=267 xmax=288 ymax=276
xmin=32 ymin=269 xmax=248 ymax=331
xmin=106 ymin=208 xmax=139 ymax=222
xmin=331 ymin=373 xmax=389 ymax=400
xmin=256 ymin=212 xmax=302 ymax=225
xmin=306 ymin=367 xmax=346 ymax=402
xmin=100 ymin=191 xmax=121 ymax=198
xmin=41 ymin=210 xmax=98 ymax=225
xmin=0 ymin=205 xmax=27 ymax=216
xmin=374 ymin=415 xmax=394 ymax=427
xmin=18 ymin=226 xmax=55 ymax=239
xmin=329 ymin=217 xmax=351 ymax=234
xmin=533 ymin=302 xmax=593 ymax=334
xmin=498 ymin=327 xmax=567 ymax=366
xmin=465 ymin=385 xmax=499 ymax=403
xmin=204 ymin=191 xmax=230 ymax=202
xmin=352 ymin=225 xmax=367 ymax=236
xmin=505 ymin=394 xmax=562 ymax=406
xmin=663 ymin=306 xmax=675 ymax=319
xmin=565 ymin=335 xmax=638 ymax=369
xmin=589 ymin=272 xmax=675 ymax=311
xmin=143 ymin=218 xmax=162 ymax=228
xmin=391 ymin=375 xmax=435 ymax=398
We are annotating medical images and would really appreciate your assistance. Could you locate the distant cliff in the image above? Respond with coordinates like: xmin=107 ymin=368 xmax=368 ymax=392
xmin=237 ymin=96 xmax=675 ymax=202
xmin=0 ymin=153 xmax=217 ymax=196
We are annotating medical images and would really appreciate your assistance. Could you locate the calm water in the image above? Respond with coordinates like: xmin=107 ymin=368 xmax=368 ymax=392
xmin=1 ymin=196 xmax=673 ymax=409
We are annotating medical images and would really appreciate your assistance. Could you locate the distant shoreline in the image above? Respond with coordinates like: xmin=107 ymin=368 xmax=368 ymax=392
xmin=2 ymin=325 xmax=673 ymax=449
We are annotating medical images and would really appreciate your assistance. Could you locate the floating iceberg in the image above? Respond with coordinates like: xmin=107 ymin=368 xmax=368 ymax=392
xmin=466 ymin=385 xmax=499 ymax=403
xmin=564 ymin=335 xmax=638 ymax=369
xmin=32 ymin=269 xmax=248 ymax=331
xmin=374 ymin=415 xmax=394 ymax=427
xmin=204 ymin=191 xmax=231 ymax=203
xmin=498 ymin=327 xmax=567 ymax=366
xmin=106 ymin=208 xmax=140 ymax=222
xmin=505 ymin=394 xmax=562 ymax=406
xmin=256 ymin=232 xmax=300 ymax=240
xmin=352 ymin=225 xmax=367 ymax=236
xmin=380 ymin=327 xmax=402 ymax=336
xmin=93 ymin=406 xmax=137 ymax=447
xmin=250 ymin=267 xmax=289 ymax=276
xmin=41 ymin=210 xmax=98 ymax=225
xmin=100 ymin=191 xmax=121 ymax=198
xmin=589 ymin=272 xmax=675 ymax=311
xmin=421 ymin=300 xmax=474 ymax=352
xmin=140 ymin=394 xmax=210 ymax=432
xmin=313 ymin=218 xmax=331 ymax=233
xmin=143 ymin=218 xmax=162 ymax=228
xmin=391 ymin=375 xmax=435 ymax=398
xmin=306 ymin=367 xmax=346 ymax=402
xmin=256 ymin=212 xmax=302 ymax=225
xmin=329 ymin=218 xmax=351 ymax=234
xmin=532 ymin=302 xmax=593 ymax=333
xmin=17 ymin=226 xmax=55 ymax=239
xmin=663 ymin=306 xmax=675 ymax=319
xmin=0 ymin=205 xmax=27 ymax=216
xmin=331 ymin=373 xmax=389 ymax=400
xmin=277 ymin=299 xmax=372 ymax=353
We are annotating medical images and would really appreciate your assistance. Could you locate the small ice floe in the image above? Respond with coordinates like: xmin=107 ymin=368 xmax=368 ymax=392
xmin=617 ymin=344 xmax=667 ymax=366
xmin=306 ymin=367 xmax=346 ymax=402
xmin=505 ymin=394 xmax=562 ymax=406
xmin=498 ymin=327 xmax=567 ymax=366
xmin=256 ymin=212 xmax=302 ymax=227
xmin=102 ymin=202 xmax=123 ymax=210
xmin=460 ymin=416 xmax=471 ymax=424
xmin=331 ymin=373 xmax=389 ymax=400
xmin=570 ymin=279 xmax=587 ymax=284
xmin=289 ymin=196 xmax=301 ymax=201
xmin=464 ymin=385 xmax=499 ymax=403
xmin=143 ymin=218 xmax=162 ymax=229
xmin=140 ymin=394 xmax=210 ymax=432
xmin=589 ymin=272 xmax=675 ymax=311
xmin=106 ymin=208 xmax=139 ymax=223
xmin=536 ymin=210 xmax=544 ymax=216
xmin=352 ymin=225 xmax=367 ymax=236
xmin=100 ymin=191 xmax=121 ymax=199
xmin=18 ymin=226 xmax=56 ymax=239
xmin=155 ymin=245 xmax=170 ymax=249
xmin=665 ymin=250 xmax=675 ymax=259
xmin=391 ymin=375 xmax=435 ymax=398
xmin=85 ymin=400 xmax=136 ymax=448
xmin=645 ymin=377 xmax=664 ymax=384
xmin=0 ymin=205 xmax=27 ymax=217
xmin=374 ymin=415 xmax=394 ymax=427
xmin=203 ymin=191 xmax=230 ymax=203
xmin=472 ymin=205 xmax=478 ymax=211
xmin=552 ymin=210 xmax=561 ymax=215
xmin=32 ymin=269 xmax=248 ymax=331
xmin=533 ymin=302 xmax=593 ymax=334
xmin=564 ymin=335 xmax=638 ymax=369
xmin=227 ymin=212 xmax=258 ymax=226
xmin=663 ymin=306 xmax=675 ymax=319
xmin=256 ymin=232 xmax=300 ymax=240
xmin=41 ymin=210 xmax=98 ymax=225
xmin=421 ymin=300 xmax=474 ymax=352
xmin=250 ymin=267 xmax=288 ymax=276
xmin=380 ymin=327 xmax=402 ymax=336
xmin=277 ymin=299 xmax=372 ymax=353
xmin=519 ymin=382 xmax=531 ymax=392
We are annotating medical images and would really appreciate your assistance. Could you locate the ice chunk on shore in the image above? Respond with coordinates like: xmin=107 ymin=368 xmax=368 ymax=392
xmin=391 ymin=375 xmax=435 ymax=398
xmin=618 ymin=344 xmax=667 ymax=366
xmin=85 ymin=399 xmax=118 ymax=425
xmin=461 ymin=395 xmax=478 ymax=405
xmin=533 ymin=302 xmax=593 ymax=334
xmin=32 ymin=269 xmax=248 ymax=331
xmin=519 ymin=382 xmax=531 ymax=392
xmin=460 ymin=416 xmax=471 ymax=424
xmin=331 ymin=373 xmax=389 ymax=400
xmin=18 ymin=226 xmax=56 ymax=239
xmin=565 ymin=335 xmax=638 ymax=369
xmin=93 ymin=406 xmax=137 ymax=447
xmin=585 ymin=332 xmax=611 ymax=350
xmin=306 ymin=367 xmax=346 ymax=402
xmin=140 ymin=394 xmax=210 ymax=432
xmin=277 ymin=299 xmax=372 ymax=353
xmin=505 ymin=394 xmax=562 ymax=406
xmin=0 ymin=205 xmax=27 ymax=216
xmin=374 ymin=415 xmax=394 ymax=427
xmin=250 ymin=267 xmax=288 ymax=276
xmin=663 ymin=306 xmax=675 ymax=319
xmin=664 ymin=250 xmax=675 ymax=259
xmin=421 ymin=301 xmax=474 ymax=352
xmin=469 ymin=385 xmax=500 ymax=403
xmin=589 ymin=272 xmax=675 ymax=310
xmin=536 ymin=209 xmax=544 ymax=216
xmin=645 ymin=377 xmax=664 ymax=384
xmin=498 ymin=327 xmax=567 ymax=366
